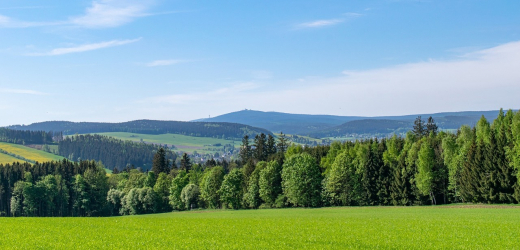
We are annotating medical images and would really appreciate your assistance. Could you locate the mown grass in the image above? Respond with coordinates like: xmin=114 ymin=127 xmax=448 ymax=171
xmin=0 ymin=142 xmax=64 ymax=163
xmin=87 ymin=132 xmax=240 ymax=154
xmin=1 ymin=206 xmax=519 ymax=249
xmin=0 ymin=152 xmax=23 ymax=165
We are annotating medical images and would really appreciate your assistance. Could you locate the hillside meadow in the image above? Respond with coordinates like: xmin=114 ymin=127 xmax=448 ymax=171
xmin=87 ymin=132 xmax=240 ymax=154
xmin=1 ymin=206 xmax=519 ymax=249
xmin=0 ymin=152 xmax=22 ymax=165
xmin=0 ymin=142 xmax=64 ymax=163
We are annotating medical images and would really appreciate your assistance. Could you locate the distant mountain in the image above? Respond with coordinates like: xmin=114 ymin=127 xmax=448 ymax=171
xmin=198 ymin=109 xmax=504 ymax=135
xmin=310 ymin=119 xmax=413 ymax=138
xmin=7 ymin=120 xmax=272 ymax=139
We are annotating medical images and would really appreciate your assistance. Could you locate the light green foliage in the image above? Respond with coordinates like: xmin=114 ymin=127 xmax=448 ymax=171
xmin=476 ymin=115 xmax=491 ymax=143
xmin=120 ymin=187 xmax=156 ymax=215
xmin=124 ymin=169 xmax=146 ymax=193
xmin=243 ymin=161 xmax=266 ymax=208
xmin=144 ymin=172 xmax=156 ymax=188
xmin=259 ymin=161 xmax=283 ymax=206
xmin=1 ymin=207 xmax=520 ymax=249
xmin=180 ymin=184 xmax=201 ymax=210
xmin=282 ymin=153 xmax=322 ymax=207
xmin=320 ymin=141 xmax=345 ymax=173
xmin=200 ymin=166 xmax=225 ymax=209
xmin=169 ymin=171 xmax=190 ymax=210
xmin=219 ymin=168 xmax=244 ymax=209
xmin=416 ymin=140 xmax=435 ymax=199
xmin=442 ymin=125 xmax=475 ymax=199
xmin=153 ymin=173 xmax=172 ymax=212
xmin=324 ymin=152 xmax=357 ymax=206
xmin=284 ymin=145 xmax=303 ymax=159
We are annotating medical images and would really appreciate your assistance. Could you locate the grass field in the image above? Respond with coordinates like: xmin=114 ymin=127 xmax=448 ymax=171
xmin=0 ymin=142 xmax=65 ymax=163
xmin=1 ymin=206 xmax=519 ymax=249
xmin=0 ymin=152 xmax=24 ymax=165
xmin=86 ymin=132 xmax=240 ymax=154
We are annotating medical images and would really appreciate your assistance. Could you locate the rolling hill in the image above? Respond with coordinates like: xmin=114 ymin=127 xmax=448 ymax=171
xmin=199 ymin=109 xmax=506 ymax=136
xmin=0 ymin=142 xmax=65 ymax=164
xmin=8 ymin=120 xmax=272 ymax=139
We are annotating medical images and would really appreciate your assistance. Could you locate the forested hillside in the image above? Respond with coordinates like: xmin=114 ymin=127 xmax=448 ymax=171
xmin=0 ymin=128 xmax=60 ymax=145
xmin=3 ymin=109 xmax=520 ymax=218
xmin=58 ymin=134 xmax=176 ymax=171
xmin=310 ymin=119 xmax=413 ymax=138
xmin=8 ymin=120 xmax=272 ymax=139
xmin=200 ymin=109 xmax=501 ymax=136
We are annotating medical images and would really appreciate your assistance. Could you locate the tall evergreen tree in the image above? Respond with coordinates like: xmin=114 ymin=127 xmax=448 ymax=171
xmin=180 ymin=153 xmax=192 ymax=172
xmin=413 ymin=116 xmax=426 ymax=138
xmin=152 ymin=148 xmax=169 ymax=175
xmin=426 ymin=116 xmax=438 ymax=136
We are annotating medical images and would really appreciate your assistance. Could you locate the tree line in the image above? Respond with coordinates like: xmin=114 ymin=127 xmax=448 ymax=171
xmin=0 ymin=128 xmax=60 ymax=145
xmin=3 ymin=109 xmax=520 ymax=217
xmin=58 ymin=134 xmax=177 ymax=171
xmin=9 ymin=120 xmax=272 ymax=140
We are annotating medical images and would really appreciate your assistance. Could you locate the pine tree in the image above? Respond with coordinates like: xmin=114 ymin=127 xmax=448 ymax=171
xmin=152 ymin=148 xmax=169 ymax=175
xmin=426 ymin=116 xmax=438 ymax=136
xmin=180 ymin=153 xmax=192 ymax=172
xmin=239 ymin=135 xmax=251 ymax=163
xmin=413 ymin=116 xmax=426 ymax=138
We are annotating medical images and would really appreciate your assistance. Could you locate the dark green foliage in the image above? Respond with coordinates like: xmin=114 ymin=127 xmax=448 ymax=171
xmin=180 ymin=153 xmax=192 ymax=172
xmin=152 ymin=148 xmax=169 ymax=175
xmin=0 ymin=128 xmax=58 ymax=145
xmin=9 ymin=120 xmax=272 ymax=139
xmin=413 ymin=116 xmax=426 ymax=138
xmin=58 ymin=134 xmax=176 ymax=171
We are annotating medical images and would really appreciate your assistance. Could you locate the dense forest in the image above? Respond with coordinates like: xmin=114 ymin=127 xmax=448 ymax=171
xmin=0 ymin=128 xmax=60 ymax=145
xmin=2 ymin=109 xmax=520 ymax=217
xmin=8 ymin=120 xmax=272 ymax=139
xmin=58 ymin=134 xmax=177 ymax=171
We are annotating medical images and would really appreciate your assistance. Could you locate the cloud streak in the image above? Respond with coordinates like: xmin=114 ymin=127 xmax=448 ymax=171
xmin=297 ymin=19 xmax=344 ymax=28
xmin=146 ymin=59 xmax=183 ymax=67
xmin=70 ymin=0 xmax=155 ymax=28
xmin=28 ymin=38 xmax=141 ymax=56
xmin=0 ymin=88 xmax=48 ymax=95
xmin=0 ymin=0 xmax=157 ymax=29
xmin=140 ymin=41 xmax=520 ymax=119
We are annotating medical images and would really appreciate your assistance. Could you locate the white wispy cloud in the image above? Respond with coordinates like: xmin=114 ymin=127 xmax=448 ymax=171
xmin=297 ymin=19 xmax=344 ymax=28
xmin=0 ymin=88 xmax=48 ymax=95
xmin=70 ymin=0 xmax=155 ymax=28
xmin=0 ymin=14 xmax=64 ymax=28
xmin=146 ymin=59 xmax=183 ymax=67
xmin=28 ymin=38 xmax=141 ymax=56
xmin=139 ymin=41 xmax=520 ymax=118
xmin=0 ymin=0 xmax=157 ymax=29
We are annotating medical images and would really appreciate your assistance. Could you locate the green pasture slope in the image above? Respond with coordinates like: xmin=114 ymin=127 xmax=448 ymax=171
xmin=89 ymin=132 xmax=240 ymax=154
xmin=1 ymin=206 xmax=519 ymax=249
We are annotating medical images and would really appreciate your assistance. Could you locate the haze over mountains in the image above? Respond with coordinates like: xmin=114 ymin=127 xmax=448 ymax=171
xmin=199 ymin=109 xmax=504 ymax=136
xmin=5 ymin=109 xmax=511 ymax=140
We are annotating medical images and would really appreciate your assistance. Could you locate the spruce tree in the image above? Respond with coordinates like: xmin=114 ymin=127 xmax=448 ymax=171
xmin=426 ymin=116 xmax=438 ymax=136
xmin=413 ymin=116 xmax=425 ymax=138
xmin=180 ymin=153 xmax=192 ymax=172
xmin=152 ymin=148 xmax=169 ymax=175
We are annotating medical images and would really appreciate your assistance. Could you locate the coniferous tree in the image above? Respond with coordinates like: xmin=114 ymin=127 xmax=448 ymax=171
xmin=180 ymin=153 xmax=192 ymax=172
xmin=239 ymin=135 xmax=252 ymax=164
xmin=413 ymin=116 xmax=426 ymax=138
xmin=152 ymin=148 xmax=169 ymax=175
xmin=426 ymin=116 xmax=438 ymax=136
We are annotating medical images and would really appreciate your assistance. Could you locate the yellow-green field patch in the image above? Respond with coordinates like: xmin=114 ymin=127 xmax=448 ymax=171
xmin=0 ymin=142 xmax=64 ymax=163
xmin=0 ymin=152 xmax=24 ymax=165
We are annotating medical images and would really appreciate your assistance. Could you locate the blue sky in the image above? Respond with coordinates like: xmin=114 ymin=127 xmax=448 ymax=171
xmin=1 ymin=0 xmax=519 ymax=126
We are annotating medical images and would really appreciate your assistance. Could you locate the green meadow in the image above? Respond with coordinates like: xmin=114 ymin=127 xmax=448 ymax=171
xmin=1 ymin=206 xmax=519 ymax=249
xmin=85 ymin=132 xmax=240 ymax=154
